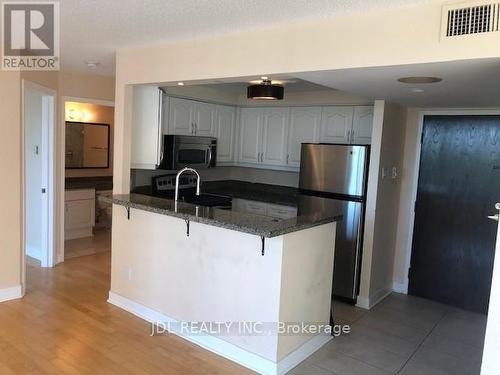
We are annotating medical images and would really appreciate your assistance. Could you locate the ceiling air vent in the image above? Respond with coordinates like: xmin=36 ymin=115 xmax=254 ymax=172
xmin=443 ymin=1 xmax=500 ymax=37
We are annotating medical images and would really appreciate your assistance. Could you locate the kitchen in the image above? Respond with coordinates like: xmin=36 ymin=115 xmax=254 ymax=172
xmin=104 ymin=78 xmax=376 ymax=374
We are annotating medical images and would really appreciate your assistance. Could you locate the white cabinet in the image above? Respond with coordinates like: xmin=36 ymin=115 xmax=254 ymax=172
xmin=287 ymin=107 xmax=321 ymax=167
xmin=261 ymin=108 xmax=289 ymax=166
xmin=215 ymin=105 xmax=236 ymax=163
xmin=352 ymin=106 xmax=374 ymax=144
xmin=168 ymin=97 xmax=215 ymax=136
xmin=64 ymin=189 xmax=95 ymax=240
xmin=194 ymin=102 xmax=216 ymax=136
xmin=238 ymin=107 xmax=289 ymax=167
xmin=168 ymin=97 xmax=194 ymax=135
xmin=238 ymin=108 xmax=263 ymax=164
xmin=131 ymin=86 xmax=163 ymax=169
xmin=319 ymin=106 xmax=374 ymax=145
xmin=232 ymin=199 xmax=297 ymax=219
xmin=320 ymin=106 xmax=354 ymax=144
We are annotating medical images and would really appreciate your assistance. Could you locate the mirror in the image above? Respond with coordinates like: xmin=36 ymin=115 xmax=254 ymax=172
xmin=65 ymin=121 xmax=110 ymax=169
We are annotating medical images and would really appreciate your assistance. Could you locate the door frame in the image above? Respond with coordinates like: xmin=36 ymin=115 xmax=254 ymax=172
xmin=58 ymin=96 xmax=115 ymax=263
xmin=402 ymin=108 xmax=500 ymax=294
xmin=21 ymin=80 xmax=57 ymax=278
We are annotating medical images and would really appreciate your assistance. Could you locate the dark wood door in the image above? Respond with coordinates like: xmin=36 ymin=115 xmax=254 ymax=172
xmin=409 ymin=115 xmax=500 ymax=313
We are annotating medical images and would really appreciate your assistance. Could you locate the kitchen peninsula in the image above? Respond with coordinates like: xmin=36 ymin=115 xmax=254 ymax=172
xmin=104 ymin=190 xmax=342 ymax=375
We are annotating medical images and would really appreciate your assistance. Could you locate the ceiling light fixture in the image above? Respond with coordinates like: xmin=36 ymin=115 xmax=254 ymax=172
xmin=411 ymin=88 xmax=425 ymax=93
xmin=247 ymin=78 xmax=284 ymax=100
xmin=397 ymin=76 xmax=443 ymax=84
xmin=177 ymin=82 xmax=185 ymax=86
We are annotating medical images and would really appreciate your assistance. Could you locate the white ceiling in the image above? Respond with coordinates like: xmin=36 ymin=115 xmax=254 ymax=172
xmin=59 ymin=0 xmax=431 ymax=75
xmin=295 ymin=58 xmax=500 ymax=107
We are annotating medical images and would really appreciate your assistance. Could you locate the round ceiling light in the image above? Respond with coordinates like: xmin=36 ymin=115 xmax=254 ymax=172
xmin=247 ymin=78 xmax=284 ymax=100
xmin=397 ymin=76 xmax=443 ymax=84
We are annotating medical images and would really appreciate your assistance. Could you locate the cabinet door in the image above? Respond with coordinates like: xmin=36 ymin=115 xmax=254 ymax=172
xmin=287 ymin=107 xmax=321 ymax=167
xmin=238 ymin=108 xmax=263 ymax=164
xmin=131 ymin=86 xmax=163 ymax=169
xmin=261 ymin=108 xmax=289 ymax=166
xmin=352 ymin=106 xmax=374 ymax=145
xmin=65 ymin=199 xmax=95 ymax=229
xmin=194 ymin=102 xmax=216 ymax=136
xmin=215 ymin=105 xmax=236 ymax=163
xmin=319 ymin=106 xmax=354 ymax=144
xmin=168 ymin=97 xmax=194 ymax=135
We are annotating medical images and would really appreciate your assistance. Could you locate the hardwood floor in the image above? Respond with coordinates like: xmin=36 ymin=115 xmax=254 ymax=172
xmin=0 ymin=253 xmax=254 ymax=374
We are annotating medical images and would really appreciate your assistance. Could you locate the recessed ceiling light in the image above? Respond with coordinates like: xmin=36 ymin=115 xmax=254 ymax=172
xmin=411 ymin=88 xmax=425 ymax=93
xmin=397 ymin=76 xmax=442 ymax=84
xmin=177 ymin=82 xmax=185 ymax=86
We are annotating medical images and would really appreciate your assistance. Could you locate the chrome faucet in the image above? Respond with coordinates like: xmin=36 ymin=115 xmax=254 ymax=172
xmin=175 ymin=167 xmax=201 ymax=202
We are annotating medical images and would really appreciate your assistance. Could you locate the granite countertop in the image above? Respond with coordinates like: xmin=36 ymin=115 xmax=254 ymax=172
xmin=132 ymin=180 xmax=301 ymax=206
xmin=65 ymin=176 xmax=113 ymax=191
xmin=102 ymin=193 xmax=342 ymax=238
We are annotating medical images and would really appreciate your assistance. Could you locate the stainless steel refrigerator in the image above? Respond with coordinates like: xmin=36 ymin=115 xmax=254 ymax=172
xmin=298 ymin=143 xmax=370 ymax=303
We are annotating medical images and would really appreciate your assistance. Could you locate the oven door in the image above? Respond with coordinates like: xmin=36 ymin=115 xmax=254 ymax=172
xmin=176 ymin=143 xmax=213 ymax=169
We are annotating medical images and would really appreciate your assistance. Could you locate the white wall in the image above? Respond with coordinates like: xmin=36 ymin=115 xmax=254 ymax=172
xmin=24 ymin=89 xmax=44 ymax=261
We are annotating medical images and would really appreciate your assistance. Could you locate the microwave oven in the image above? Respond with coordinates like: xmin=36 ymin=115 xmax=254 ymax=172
xmin=158 ymin=135 xmax=217 ymax=170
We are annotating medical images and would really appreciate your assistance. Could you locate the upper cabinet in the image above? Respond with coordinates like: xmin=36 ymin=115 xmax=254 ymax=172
xmin=261 ymin=108 xmax=289 ymax=166
xmin=238 ymin=107 xmax=289 ymax=167
xmin=168 ymin=97 xmax=193 ymax=135
xmin=238 ymin=108 xmax=263 ymax=164
xmin=168 ymin=97 xmax=215 ymax=136
xmin=215 ymin=105 xmax=236 ymax=163
xmin=320 ymin=106 xmax=354 ymax=144
xmin=287 ymin=107 xmax=321 ymax=167
xmin=193 ymin=101 xmax=216 ymax=136
xmin=319 ymin=106 xmax=373 ymax=145
xmin=352 ymin=106 xmax=374 ymax=145
xmin=137 ymin=93 xmax=374 ymax=171
xmin=131 ymin=85 xmax=163 ymax=169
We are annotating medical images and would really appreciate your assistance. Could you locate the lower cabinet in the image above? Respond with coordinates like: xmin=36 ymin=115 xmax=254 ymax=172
xmin=65 ymin=189 xmax=95 ymax=240
xmin=232 ymin=199 xmax=298 ymax=219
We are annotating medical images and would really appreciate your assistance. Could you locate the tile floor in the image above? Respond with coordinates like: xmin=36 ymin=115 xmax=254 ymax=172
xmin=64 ymin=227 xmax=111 ymax=259
xmin=290 ymin=293 xmax=487 ymax=375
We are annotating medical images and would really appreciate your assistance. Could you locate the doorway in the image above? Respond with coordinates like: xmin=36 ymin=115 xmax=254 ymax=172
xmin=22 ymin=81 xmax=56 ymax=269
xmin=409 ymin=115 xmax=500 ymax=313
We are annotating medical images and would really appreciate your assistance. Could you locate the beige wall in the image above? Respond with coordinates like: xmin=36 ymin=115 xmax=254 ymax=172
xmin=0 ymin=70 xmax=115 ymax=292
xmin=0 ymin=71 xmax=21 ymax=289
xmin=358 ymin=101 xmax=407 ymax=308
xmin=392 ymin=108 xmax=421 ymax=290
xmin=65 ymin=102 xmax=115 ymax=178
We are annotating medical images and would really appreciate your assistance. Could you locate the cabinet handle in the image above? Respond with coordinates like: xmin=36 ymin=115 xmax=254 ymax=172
xmin=286 ymin=154 xmax=289 ymax=164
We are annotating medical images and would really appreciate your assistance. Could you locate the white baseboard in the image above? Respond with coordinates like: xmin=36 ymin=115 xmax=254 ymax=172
xmin=392 ymin=282 xmax=408 ymax=294
xmin=108 ymin=291 xmax=331 ymax=375
xmin=356 ymin=287 xmax=393 ymax=310
xmin=0 ymin=285 xmax=23 ymax=303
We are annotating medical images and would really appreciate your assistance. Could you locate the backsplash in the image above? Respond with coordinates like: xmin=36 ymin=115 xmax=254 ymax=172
xmin=131 ymin=166 xmax=299 ymax=190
